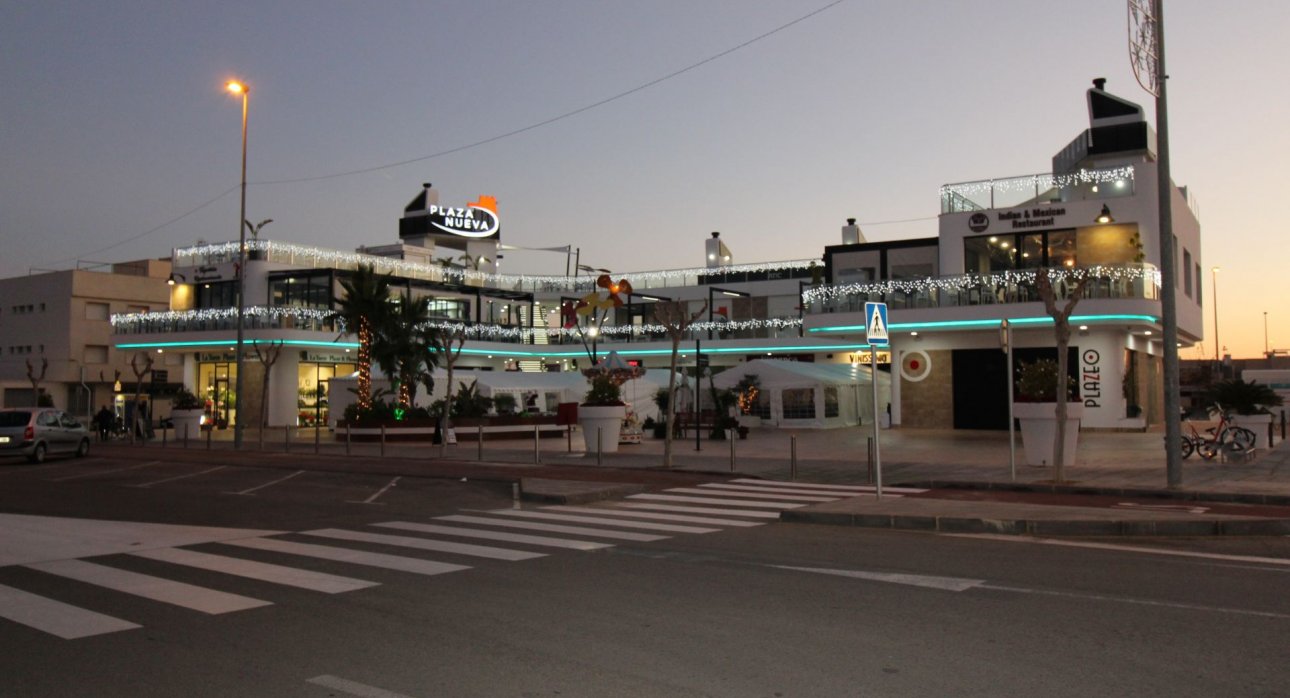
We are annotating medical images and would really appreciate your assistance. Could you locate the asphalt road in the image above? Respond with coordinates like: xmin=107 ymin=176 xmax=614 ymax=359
xmin=2 ymin=453 xmax=1288 ymax=697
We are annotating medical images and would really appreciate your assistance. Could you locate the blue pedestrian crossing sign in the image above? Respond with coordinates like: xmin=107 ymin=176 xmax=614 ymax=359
xmin=864 ymin=302 xmax=889 ymax=347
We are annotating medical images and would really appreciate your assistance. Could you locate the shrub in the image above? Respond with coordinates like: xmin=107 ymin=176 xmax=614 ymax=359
xmin=1015 ymin=360 xmax=1077 ymax=403
xmin=1200 ymin=379 xmax=1283 ymax=416
xmin=493 ymin=393 xmax=518 ymax=415
xmin=172 ymin=388 xmax=203 ymax=410
xmin=583 ymin=373 xmax=624 ymax=406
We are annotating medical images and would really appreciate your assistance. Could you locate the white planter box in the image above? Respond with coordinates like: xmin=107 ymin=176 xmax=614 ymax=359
xmin=1230 ymin=413 xmax=1272 ymax=449
xmin=579 ymin=405 xmax=626 ymax=454
xmin=169 ymin=409 xmax=205 ymax=440
xmin=1014 ymin=402 xmax=1084 ymax=467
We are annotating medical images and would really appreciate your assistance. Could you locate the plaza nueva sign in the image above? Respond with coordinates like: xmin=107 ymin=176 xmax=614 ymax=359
xmin=427 ymin=195 xmax=500 ymax=238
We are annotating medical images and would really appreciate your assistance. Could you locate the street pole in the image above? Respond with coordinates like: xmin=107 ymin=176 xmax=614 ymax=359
xmin=1211 ymin=266 xmax=1220 ymax=361
xmin=1004 ymin=319 xmax=1016 ymax=482
xmin=229 ymin=80 xmax=249 ymax=450
xmin=871 ymin=345 xmax=882 ymax=499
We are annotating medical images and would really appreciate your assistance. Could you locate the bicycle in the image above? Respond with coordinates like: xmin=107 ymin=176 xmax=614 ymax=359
xmin=1205 ymin=403 xmax=1256 ymax=453
xmin=1179 ymin=420 xmax=1218 ymax=460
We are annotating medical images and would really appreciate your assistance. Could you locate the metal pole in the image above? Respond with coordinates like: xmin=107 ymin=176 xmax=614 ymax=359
xmin=512 ymin=482 xmax=521 ymax=509
xmin=285 ymin=425 xmax=290 ymax=453
xmin=597 ymin=427 xmax=603 ymax=466
xmin=534 ymin=424 xmax=541 ymax=464
xmin=161 ymin=425 xmax=167 ymax=448
xmin=694 ymin=339 xmax=702 ymax=452
xmin=183 ymin=423 xmax=189 ymax=450
xmin=871 ymin=347 xmax=883 ymax=499
xmin=233 ymin=86 xmax=249 ymax=451
xmin=867 ymin=437 xmax=874 ymax=484
xmin=729 ymin=431 xmax=735 ymax=471
xmin=477 ymin=425 xmax=483 ymax=461
xmin=379 ymin=424 xmax=386 ymax=458
xmin=314 ymin=424 xmax=320 ymax=454
xmin=345 ymin=422 xmax=351 ymax=456
xmin=1005 ymin=320 xmax=1016 ymax=482
xmin=206 ymin=425 xmax=212 ymax=450
xmin=1156 ymin=0 xmax=1183 ymax=488
xmin=258 ymin=420 xmax=264 ymax=450
xmin=1212 ymin=267 xmax=1220 ymax=361
xmin=790 ymin=435 xmax=797 ymax=480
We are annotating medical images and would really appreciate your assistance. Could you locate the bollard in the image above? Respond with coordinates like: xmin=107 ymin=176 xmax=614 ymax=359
xmin=1282 ymin=412 xmax=1286 ymax=441
xmin=790 ymin=435 xmax=797 ymax=481
xmin=512 ymin=482 xmax=521 ymax=509
xmin=1269 ymin=421 xmax=1275 ymax=449
xmin=567 ymin=425 xmax=573 ymax=453
xmin=315 ymin=424 xmax=320 ymax=454
xmin=259 ymin=423 xmax=264 ymax=451
xmin=534 ymin=425 xmax=541 ymax=464
xmin=380 ymin=424 xmax=386 ymax=458
xmin=206 ymin=426 xmax=212 ymax=450
xmin=477 ymin=426 xmax=484 ymax=461
xmin=285 ymin=425 xmax=291 ymax=453
xmin=867 ymin=437 xmax=874 ymax=484
xmin=729 ymin=432 xmax=735 ymax=471
xmin=183 ymin=423 xmax=190 ymax=450
xmin=596 ymin=427 xmax=603 ymax=467
xmin=161 ymin=426 xmax=167 ymax=449
xmin=345 ymin=423 xmax=351 ymax=456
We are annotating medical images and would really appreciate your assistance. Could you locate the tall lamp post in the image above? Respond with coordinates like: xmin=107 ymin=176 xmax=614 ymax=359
xmin=1211 ymin=266 xmax=1220 ymax=361
xmin=227 ymin=79 xmax=249 ymax=449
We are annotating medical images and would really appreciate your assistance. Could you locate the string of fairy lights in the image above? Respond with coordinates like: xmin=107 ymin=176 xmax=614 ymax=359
xmin=938 ymin=166 xmax=1136 ymax=199
xmin=172 ymin=240 xmax=817 ymax=292
xmin=801 ymin=265 xmax=1161 ymax=304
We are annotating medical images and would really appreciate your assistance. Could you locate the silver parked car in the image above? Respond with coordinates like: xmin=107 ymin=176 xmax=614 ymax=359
xmin=0 ymin=408 xmax=91 ymax=463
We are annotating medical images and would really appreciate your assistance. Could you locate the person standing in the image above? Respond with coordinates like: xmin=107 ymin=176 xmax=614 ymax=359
xmin=95 ymin=405 xmax=112 ymax=441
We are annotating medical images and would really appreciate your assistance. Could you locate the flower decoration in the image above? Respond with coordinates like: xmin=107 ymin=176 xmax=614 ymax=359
xmin=575 ymin=275 xmax=633 ymax=318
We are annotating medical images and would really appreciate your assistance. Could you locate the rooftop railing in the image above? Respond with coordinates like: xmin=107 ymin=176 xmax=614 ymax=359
xmin=939 ymin=165 xmax=1136 ymax=214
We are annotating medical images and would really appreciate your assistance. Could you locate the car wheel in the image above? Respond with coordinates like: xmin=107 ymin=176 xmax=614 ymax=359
xmin=28 ymin=443 xmax=47 ymax=464
xmin=76 ymin=438 xmax=90 ymax=457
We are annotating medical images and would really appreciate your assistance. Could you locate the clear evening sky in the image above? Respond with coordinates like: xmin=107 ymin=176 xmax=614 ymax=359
xmin=2 ymin=1 xmax=1286 ymax=358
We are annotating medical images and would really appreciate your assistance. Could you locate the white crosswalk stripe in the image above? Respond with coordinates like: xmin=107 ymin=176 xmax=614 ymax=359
xmin=627 ymin=493 xmax=809 ymax=509
xmin=540 ymin=505 xmax=765 ymax=527
xmin=25 ymin=559 xmax=270 ymax=614
xmin=613 ymin=502 xmax=782 ymax=518
xmin=0 ymin=583 xmax=140 ymax=639
xmin=129 ymin=547 xmax=377 ymax=593
xmin=476 ymin=509 xmax=720 ymax=534
xmin=435 ymin=515 xmax=669 ymax=542
xmin=728 ymin=478 xmax=927 ymax=494
xmin=300 ymin=528 xmax=546 ymax=561
xmin=374 ymin=521 xmax=612 ymax=551
xmin=662 ymin=487 xmax=837 ymax=502
xmin=222 ymin=537 xmax=473 ymax=576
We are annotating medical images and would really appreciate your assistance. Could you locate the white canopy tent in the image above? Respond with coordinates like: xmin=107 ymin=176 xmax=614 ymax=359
xmin=712 ymin=359 xmax=891 ymax=429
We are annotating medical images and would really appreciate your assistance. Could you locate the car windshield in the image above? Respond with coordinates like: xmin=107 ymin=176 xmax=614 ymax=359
xmin=0 ymin=412 xmax=32 ymax=427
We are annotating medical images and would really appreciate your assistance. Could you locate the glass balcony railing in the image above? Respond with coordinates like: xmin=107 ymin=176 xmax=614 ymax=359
xmin=802 ymin=264 xmax=1160 ymax=315
xmin=939 ymin=165 xmax=1136 ymax=214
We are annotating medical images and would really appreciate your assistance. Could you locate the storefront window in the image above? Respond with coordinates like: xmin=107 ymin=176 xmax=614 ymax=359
xmin=782 ymin=388 xmax=816 ymax=419
xmin=1047 ymin=230 xmax=1077 ymax=268
xmin=197 ymin=361 xmax=237 ymax=428
xmin=298 ymin=361 xmax=356 ymax=426
xmin=964 ymin=235 xmax=1017 ymax=274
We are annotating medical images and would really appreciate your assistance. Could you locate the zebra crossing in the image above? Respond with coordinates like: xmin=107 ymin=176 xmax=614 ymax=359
xmin=0 ymin=479 xmax=916 ymax=640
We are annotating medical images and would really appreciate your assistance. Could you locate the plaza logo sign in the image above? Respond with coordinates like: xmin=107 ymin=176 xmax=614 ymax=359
xmin=428 ymin=195 xmax=500 ymax=238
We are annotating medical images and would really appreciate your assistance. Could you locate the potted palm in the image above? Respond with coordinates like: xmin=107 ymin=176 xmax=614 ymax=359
xmin=1202 ymin=379 xmax=1283 ymax=448
xmin=169 ymin=388 xmax=205 ymax=438
xmin=1013 ymin=359 xmax=1083 ymax=467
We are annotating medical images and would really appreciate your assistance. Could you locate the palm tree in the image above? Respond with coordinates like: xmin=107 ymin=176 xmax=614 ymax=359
xmin=374 ymin=293 xmax=441 ymax=412
xmin=326 ymin=264 xmax=394 ymax=411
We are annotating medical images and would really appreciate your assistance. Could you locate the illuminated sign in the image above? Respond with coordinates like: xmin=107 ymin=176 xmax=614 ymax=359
xmin=426 ymin=195 xmax=500 ymax=239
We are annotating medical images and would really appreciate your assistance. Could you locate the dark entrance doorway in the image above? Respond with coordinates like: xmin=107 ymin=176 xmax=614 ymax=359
xmin=952 ymin=347 xmax=1079 ymax=430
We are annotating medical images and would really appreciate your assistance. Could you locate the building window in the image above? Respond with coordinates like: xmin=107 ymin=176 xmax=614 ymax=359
xmin=823 ymin=387 xmax=839 ymax=418
xmin=269 ymin=272 xmax=333 ymax=309
xmin=196 ymin=281 xmax=238 ymax=309
xmin=1195 ymin=263 xmax=1202 ymax=304
xmin=781 ymin=388 xmax=816 ymax=419
xmin=85 ymin=302 xmax=110 ymax=321
xmin=84 ymin=345 xmax=109 ymax=364
xmin=1183 ymin=250 xmax=1193 ymax=297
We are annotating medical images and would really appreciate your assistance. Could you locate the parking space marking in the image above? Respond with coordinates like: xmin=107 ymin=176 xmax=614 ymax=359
xmin=131 ymin=465 xmax=227 ymax=488
xmin=49 ymin=461 xmax=161 ymax=482
xmin=227 ymin=469 xmax=306 ymax=496
xmin=349 ymin=476 xmax=400 ymax=505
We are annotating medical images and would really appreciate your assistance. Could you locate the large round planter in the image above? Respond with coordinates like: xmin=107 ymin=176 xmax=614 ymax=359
xmin=1013 ymin=402 xmax=1084 ymax=467
xmin=578 ymin=405 xmax=626 ymax=454
xmin=1230 ymin=413 xmax=1272 ymax=449
xmin=169 ymin=409 xmax=205 ymax=440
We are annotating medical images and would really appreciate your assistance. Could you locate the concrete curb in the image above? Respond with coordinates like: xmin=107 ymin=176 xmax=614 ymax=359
xmin=897 ymin=480 xmax=1290 ymax=507
xmin=779 ymin=509 xmax=1290 ymax=537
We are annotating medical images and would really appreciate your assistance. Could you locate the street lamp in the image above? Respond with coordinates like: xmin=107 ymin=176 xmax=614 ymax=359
xmin=1265 ymin=311 xmax=1270 ymax=357
xmin=708 ymin=287 xmax=750 ymax=340
xmin=1211 ymin=266 xmax=1220 ymax=361
xmin=227 ymin=79 xmax=249 ymax=449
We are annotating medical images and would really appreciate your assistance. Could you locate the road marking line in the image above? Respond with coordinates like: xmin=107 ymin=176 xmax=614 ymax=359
xmin=129 ymin=547 xmax=378 ymax=593
xmin=614 ymin=503 xmax=781 ymax=519
xmin=729 ymin=478 xmax=927 ymax=494
xmin=772 ymin=565 xmax=986 ymax=592
xmin=1115 ymin=502 xmax=1210 ymax=514
xmin=945 ymin=533 xmax=1290 ymax=567
xmin=0 ymin=583 xmax=140 ymax=639
xmin=306 ymin=675 xmax=419 ymax=698
xmin=542 ymin=505 xmax=765 ymax=527
xmin=26 ymin=558 xmax=270 ymax=614
xmin=228 ymin=469 xmax=305 ymax=496
xmin=221 ymin=537 xmax=471 ymax=577
xmin=435 ymin=515 xmax=668 ymax=542
xmin=697 ymin=483 xmax=855 ymax=497
xmin=49 ymin=461 xmax=161 ymax=482
xmin=350 ymin=476 xmax=400 ymax=505
xmin=301 ymin=528 xmax=545 ymax=561
xmin=664 ymin=487 xmax=837 ymax=502
xmin=628 ymin=493 xmax=806 ymax=509
xmin=979 ymin=584 xmax=1290 ymax=620
xmin=475 ymin=509 xmax=720 ymax=534
xmin=132 ymin=465 xmax=227 ymax=488
xmin=373 ymin=521 xmax=612 ymax=551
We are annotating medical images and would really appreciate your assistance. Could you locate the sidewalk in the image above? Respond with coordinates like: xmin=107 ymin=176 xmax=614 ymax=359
xmin=97 ymin=424 xmax=1290 ymax=536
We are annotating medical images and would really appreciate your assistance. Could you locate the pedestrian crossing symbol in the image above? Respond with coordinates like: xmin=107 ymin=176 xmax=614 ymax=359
xmin=864 ymin=302 xmax=889 ymax=347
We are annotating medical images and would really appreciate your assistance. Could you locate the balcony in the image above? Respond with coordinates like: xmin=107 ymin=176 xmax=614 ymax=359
xmin=939 ymin=165 xmax=1136 ymax=214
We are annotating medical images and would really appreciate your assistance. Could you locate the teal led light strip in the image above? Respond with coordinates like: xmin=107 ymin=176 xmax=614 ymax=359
xmin=808 ymin=313 xmax=1158 ymax=333
xmin=116 ymin=339 xmax=360 ymax=350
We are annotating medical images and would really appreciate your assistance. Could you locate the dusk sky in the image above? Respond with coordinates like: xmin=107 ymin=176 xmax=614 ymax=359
xmin=3 ymin=1 xmax=1286 ymax=359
